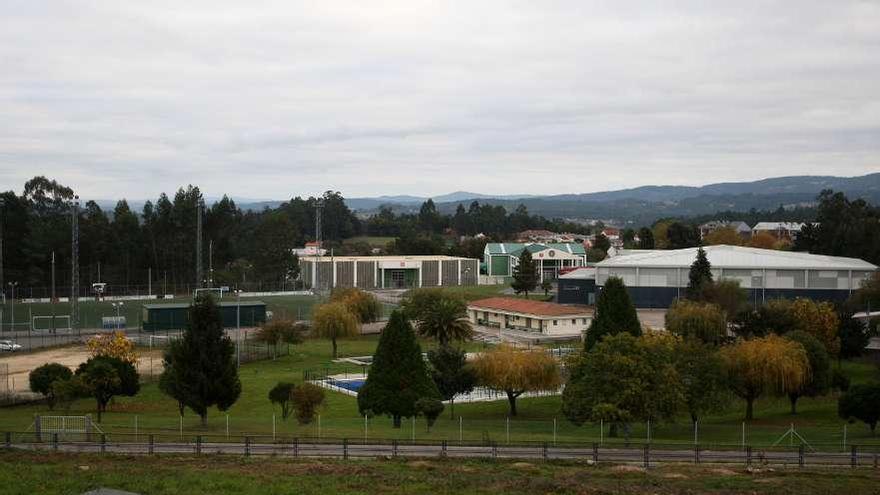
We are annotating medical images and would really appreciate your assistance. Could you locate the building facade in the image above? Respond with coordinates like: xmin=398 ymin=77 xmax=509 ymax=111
xmin=595 ymin=245 xmax=877 ymax=308
xmin=467 ymin=297 xmax=592 ymax=336
xmin=556 ymin=267 xmax=597 ymax=305
xmin=300 ymin=255 xmax=479 ymax=290
xmin=483 ymin=242 xmax=587 ymax=282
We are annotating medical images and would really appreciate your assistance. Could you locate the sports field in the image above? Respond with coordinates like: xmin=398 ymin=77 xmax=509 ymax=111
xmin=1 ymin=334 xmax=878 ymax=449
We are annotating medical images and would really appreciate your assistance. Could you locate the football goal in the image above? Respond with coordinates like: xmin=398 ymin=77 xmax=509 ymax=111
xmin=31 ymin=315 xmax=72 ymax=332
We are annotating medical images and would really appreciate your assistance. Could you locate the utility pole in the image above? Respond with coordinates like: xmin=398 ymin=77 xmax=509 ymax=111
xmin=0 ymin=197 xmax=5 ymax=302
xmin=51 ymin=251 xmax=56 ymax=334
xmin=71 ymin=196 xmax=80 ymax=330
xmin=314 ymin=199 xmax=323 ymax=291
xmin=196 ymin=203 xmax=203 ymax=289
xmin=209 ymin=239 xmax=214 ymax=287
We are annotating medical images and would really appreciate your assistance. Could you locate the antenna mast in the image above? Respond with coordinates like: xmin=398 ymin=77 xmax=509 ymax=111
xmin=71 ymin=196 xmax=80 ymax=329
xmin=196 ymin=202 xmax=203 ymax=288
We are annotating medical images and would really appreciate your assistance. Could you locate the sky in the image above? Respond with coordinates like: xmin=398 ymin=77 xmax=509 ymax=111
xmin=1 ymin=1 xmax=879 ymax=201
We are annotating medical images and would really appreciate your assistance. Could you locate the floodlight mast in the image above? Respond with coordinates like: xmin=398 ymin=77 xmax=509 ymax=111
xmin=71 ymin=196 xmax=79 ymax=330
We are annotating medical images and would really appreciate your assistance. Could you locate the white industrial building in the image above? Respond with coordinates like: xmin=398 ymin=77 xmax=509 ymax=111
xmin=595 ymin=245 xmax=877 ymax=308
xmin=300 ymin=255 xmax=479 ymax=290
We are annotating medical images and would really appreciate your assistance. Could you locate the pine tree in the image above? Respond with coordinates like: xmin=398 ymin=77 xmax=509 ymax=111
xmin=585 ymin=276 xmax=641 ymax=349
xmin=358 ymin=310 xmax=440 ymax=427
xmin=511 ymin=250 xmax=538 ymax=297
xmin=159 ymin=294 xmax=241 ymax=426
xmin=687 ymin=247 xmax=713 ymax=299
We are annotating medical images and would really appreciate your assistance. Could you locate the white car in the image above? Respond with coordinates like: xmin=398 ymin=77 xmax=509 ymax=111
xmin=0 ymin=340 xmax=22 ymax=352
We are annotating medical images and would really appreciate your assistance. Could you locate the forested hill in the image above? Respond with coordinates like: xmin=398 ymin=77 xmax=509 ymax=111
xmin=345 ymin=173 xmax=880 ymax=224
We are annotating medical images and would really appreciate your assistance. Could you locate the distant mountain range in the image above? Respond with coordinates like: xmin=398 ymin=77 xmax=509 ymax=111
xmin=88 ymin=173 xmax=880 ymax=226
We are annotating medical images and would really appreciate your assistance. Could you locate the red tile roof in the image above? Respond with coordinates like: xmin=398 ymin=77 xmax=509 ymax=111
xmin=468 ymin=297 xmax=592 ymax=317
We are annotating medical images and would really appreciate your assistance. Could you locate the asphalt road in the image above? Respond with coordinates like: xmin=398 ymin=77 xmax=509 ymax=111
xmin=7 ymin=439 xmax=875 ymax=468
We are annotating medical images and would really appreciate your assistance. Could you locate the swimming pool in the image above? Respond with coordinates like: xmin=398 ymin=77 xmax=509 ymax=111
xmin=327 ymin=379 xmax=366 ymax=392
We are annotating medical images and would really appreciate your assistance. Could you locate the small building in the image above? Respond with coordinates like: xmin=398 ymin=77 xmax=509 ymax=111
xmin=699 ymin=221 xmax=752 ymax=239
xmin=595 ymin=245 xmax=877 ymax=308
xmin=142 ymin=301 xmax=267 ymax=331
xmin=556 ymin=267 xmax=597 ymax=305
xmin=468 ymin=297 xmax=592 ymax=336
xmin=483 ymin=242 xmax=587 ymax=282
xmin=752 ymin=222 xmax=808 ymax=241
xmin=299 ymin=255 xmax=479 ymax=290
xmin=293 ymin=242 xmax=328 ymax=257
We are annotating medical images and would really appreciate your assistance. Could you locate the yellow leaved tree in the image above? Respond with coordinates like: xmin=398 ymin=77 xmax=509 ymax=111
xmin=87 ymin=331 xmax=138 ymax=364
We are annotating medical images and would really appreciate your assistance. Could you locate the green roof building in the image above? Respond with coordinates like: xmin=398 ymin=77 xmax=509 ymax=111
xmin=483 ymin=243 xmax=587 ymax=282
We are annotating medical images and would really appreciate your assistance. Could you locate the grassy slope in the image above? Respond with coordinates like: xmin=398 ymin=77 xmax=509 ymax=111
xmin=2 ymin=452 xmax=880 ymax=495
xmin=1 ymin=333 xmax=879 ymax=448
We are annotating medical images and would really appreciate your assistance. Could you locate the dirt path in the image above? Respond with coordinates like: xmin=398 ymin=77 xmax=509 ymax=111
xmin=0 ymin=346 xmax=164 ymax=393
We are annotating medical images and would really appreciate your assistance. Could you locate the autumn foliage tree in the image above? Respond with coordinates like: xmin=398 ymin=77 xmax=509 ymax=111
xmin=330 ymin=288 xmax=382 ymax=324
xmin=312 ymin=302 xmax=360 ymax=359
xmin=473 ymin=345 xmax=561 ymax=416
xmin=665 ymin=300 xmax=727 ymax=345
xmin=86 ymin=331 xmax=138 ymax=364
xmin=719 ymin=335 xmax=810 ymax=420
xmin=788 ymin=298 xmax=840 ymax=357
xmin=703 ymin=227 xmax=743 ymax=246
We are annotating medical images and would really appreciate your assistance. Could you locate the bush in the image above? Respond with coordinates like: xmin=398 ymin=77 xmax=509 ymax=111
xmin=415 ymin=398 xmax=444 ymax=431
xmin=291 ymin=383 xmax=325 ymax=425
xmin=838 ymin=384 xmax=880 ymax=435
xmin=832 ymin=369 xmax=851 ymax=392
xmin=268 ymin=382 xmax=295 ymax=420
xmin=51 ymin=376 xmax=90 ymax=411
xmin=29 ymin=363 xmax=73 ymax=410
xmin=665 ymin=300 xmax=726 ymax=345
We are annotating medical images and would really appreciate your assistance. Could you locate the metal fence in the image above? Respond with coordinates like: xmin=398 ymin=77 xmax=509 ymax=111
xmin=4 ymin=431 xmax=880 ymax=468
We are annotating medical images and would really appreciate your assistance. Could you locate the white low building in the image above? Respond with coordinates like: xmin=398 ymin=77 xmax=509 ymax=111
xmin=468 ymin=297 xmax=592 ymax=336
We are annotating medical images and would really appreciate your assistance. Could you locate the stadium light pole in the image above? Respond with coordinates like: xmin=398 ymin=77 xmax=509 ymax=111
xmin=235 ymin=289 xmax=242 ymax=368
xmin=112 ymin=302 xmax=124 ymax=332
xmin=8 ymin=282 xmax=17 ymax=332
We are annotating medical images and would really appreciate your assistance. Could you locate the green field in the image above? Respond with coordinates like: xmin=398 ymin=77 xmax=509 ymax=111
xmin=3 ymin=451 xmax=879 ymax=495
xmin=416 ymin=285 xmax=553 ymax=302
xmin=0 ymin=295 xmax=318 ymax=332
xmin=1 ymin=334 xmax=879 ymax=449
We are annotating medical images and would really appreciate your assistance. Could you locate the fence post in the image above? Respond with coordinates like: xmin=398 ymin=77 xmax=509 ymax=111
xmin=542 ymin=441 xmax=548 ymax=462
xmin=798 ymin=445 xmax=804 ymax=468
xmin=695 ymin=444 xmax=700 ymax=464
xmin=5 ymin=432 xmax=10 ymax=449
xmin=343 ymin=438 xmax=348 ymax=460
xmin=491 ymin=441 xmax=498 ymax=459
xmin=245 ymin=436 xmax=251 ymax=457
xmin=52 ymin=432 xmax=59 ymax=452
xmin=746 ymin=446 xmax=752 ymax=467
xmin=392 ymin=439 xmax=398 ymax=458
xmin=100 ymin=434 xmax=106 ymax=454
xmin=196 ymin=435 xmax=202 ymax=456
xmin=293 ymin=437 xmax=299 ymax=458
xmin=851 ymin=445 xmax=857 ymax=468
xmin=643 ymin=444 xmax=649 ymax=470
xmin=441 ymin=440 xmax=447 ymax=458
xmin=149 ymin=434 xmax=154 ymax=455
xmin=592 ymin=442 xmax=599 ymax=464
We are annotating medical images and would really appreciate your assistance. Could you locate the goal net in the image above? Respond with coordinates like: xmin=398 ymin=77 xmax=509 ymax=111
xmin=31 ymin=315 xmax=72 ymax=332
xmin=193 ymin=287 xmax=228 ymax=299
xmin=34 ymin=415 xmax=102 ymax=441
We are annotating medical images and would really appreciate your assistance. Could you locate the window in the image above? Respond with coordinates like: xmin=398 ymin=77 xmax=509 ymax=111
xmin=572 ymin=319 xmax=576 ymax=324
xmin=582 ymin=318 xmax=588 ymax=324
xmin=553 ymin=320 xmax=558 ymax=325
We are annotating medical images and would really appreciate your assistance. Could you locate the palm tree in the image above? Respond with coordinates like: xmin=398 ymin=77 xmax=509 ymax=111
xmin=416 ymin=298 xmax=473 ymax=346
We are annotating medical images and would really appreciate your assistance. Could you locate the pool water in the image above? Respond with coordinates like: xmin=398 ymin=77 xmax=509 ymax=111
xmin=328 ymin=379 xmax=365 ymax=392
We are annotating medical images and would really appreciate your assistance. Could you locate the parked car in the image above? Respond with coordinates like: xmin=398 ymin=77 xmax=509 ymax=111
xmin=0 ymin=340 xmax=22 ymax=352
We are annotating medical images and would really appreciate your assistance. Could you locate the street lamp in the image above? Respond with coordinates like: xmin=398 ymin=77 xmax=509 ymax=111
xmin=111 ymin=302 xmax=124 ymax=332
xmin=8 ymin=282 xmax=17 ymax=332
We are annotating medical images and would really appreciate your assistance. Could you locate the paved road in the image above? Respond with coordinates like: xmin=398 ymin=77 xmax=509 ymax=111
xmin=7 ymin=439 xmax=873 ymax=468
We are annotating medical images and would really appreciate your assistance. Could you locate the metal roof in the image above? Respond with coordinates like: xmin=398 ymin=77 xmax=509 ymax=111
xmin=485 ymin=242 xmax=586 ymax=256
xmin=468 ymin=297 xmax=592 ymax=317
xmin=558 ymin=267 xmax=597 ymax=280
xmin=596 ymin=245 xmax=877 ymax=271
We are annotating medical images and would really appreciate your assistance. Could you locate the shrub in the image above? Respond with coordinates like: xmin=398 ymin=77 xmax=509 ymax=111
xmin=29 ymin=363 xmax=73 ymax=410
xmin=291 ymin=383 xmax=325 ymax=425
xmin=268 ymin=382 xmax=296 ymax=420
xmin=665 ymin=300 xmax=726 ymax=345
xmin=415 ymin=398 xmax=444 ymax=431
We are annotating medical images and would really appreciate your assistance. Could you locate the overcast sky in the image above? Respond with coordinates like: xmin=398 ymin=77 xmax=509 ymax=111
xmin=2 ymin=1 xmax=878 ymax=201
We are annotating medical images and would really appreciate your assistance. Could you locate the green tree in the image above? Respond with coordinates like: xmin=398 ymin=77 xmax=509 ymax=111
xmin=541 ymin=280 xmax=553 ymax=297
xmin=268 ymin=382 xmax=295 ymax=420
xmin=785 ymin=331 xmax=831 ymax=415
xmin=312 ymin=302 xmax=360 ymax=359
xmin=732 ymin=299 xmax=799 ymax=338
xmin=511 ymin=250 xmax=538 ymax=297
xmin=257 ymin=318 xmax=307 ymax=357
xmin=675 ymin=340 xmax=728 ymax=423
xmin=585 ymin=276 xmax=641 ymax=350
xmin=76 ymin=356 xmax=139 ymax=422
xmin=358 ymin=311 xmax=440 ymax=427
xmin=415 ymin=398 xmax=444 ymax=432
xmin=427 ymin=345 xmax=477 ymax=418
xmin=291 ymin=383 xmax=325 ymax=425
xmin=29 ymin=363 xmax=72 ymax=410
xmin=700 ymin=279 xmax=748 ymax=320
xmin=402 ymin=289 xmax=473 ymax=346
xmin=637 ymin=227 xmax=655 ymax=249
xmin=592 ymin=233 xmax=611 ymax=253
xmin=159 ymin=295 xmax=241 ymax=426
xmin=563 ymin=333 xmax=684 ymax=438
xmin=687 ymin=247 xmax=713 ymax=299
xmin=51 ymin=376 xmax=90 ymax=412
xmin=330 ymin=288 xmax=382 ymax=324
xmin=472 ymin=345 xmax=561 ymax=417
xmin=839 ymin=384 xmax=880 ymax=435
xmin=665 ymin=300 xmax=726 ymax=345
xmin=838 ymin=312 xmax=870 ymax=360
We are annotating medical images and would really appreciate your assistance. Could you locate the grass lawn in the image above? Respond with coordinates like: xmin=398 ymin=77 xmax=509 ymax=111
xmin=3 ymin=451 xmax=880 ymax=495
xmin=421 ymin=285 xmax=553 ymax=302
xmin=0 ymin=295 xmax=318 ymax=331
xmin=2 ymin=333 xmax=879 ymax=449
